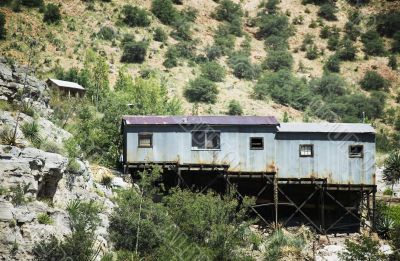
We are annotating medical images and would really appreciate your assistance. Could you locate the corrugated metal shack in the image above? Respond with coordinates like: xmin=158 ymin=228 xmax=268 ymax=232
xmin=121 ymin=116 xmax=377 ymax=233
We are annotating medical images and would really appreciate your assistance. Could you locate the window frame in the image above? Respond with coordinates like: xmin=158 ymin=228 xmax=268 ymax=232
xmin=250 ymin=137 xmax=264 ymax=150
xmin=349 ymin=145 xmax=363 ymax=158
xmin=191 ymin=130 xmax=221 ymax=151
xmin=299 ymin=144 xmax=314 ymax=157
xmin=138 ymin=132 xmax=153 ymax=148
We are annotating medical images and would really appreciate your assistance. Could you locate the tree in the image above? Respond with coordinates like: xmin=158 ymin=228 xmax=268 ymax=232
xmin=43 ymin=3 xmax=61 ymax=24
xmin=200 ymin=61 xmax=226 ymax=82
xmin=338 ymin=39 xmax=357 ymax=61
xmin=310 ymin=73 xmax=347 ymax=98
xmin=0 ymin=12 xmax=5 ymax=40
xmin=227 ymin=100 xmax=243 ymax=115
xmin=151 ymin=0 xmax=177 ymax=25
xmin=229 ymin=54 xmax=260 ymax=80
xmin=383 ymin=150 xmax=400 ymax=207
xmin=121 ymin=41 xmax=148 ymax=63
xmin=122 ymin=5 xmax=151 ymax=27
xmin=360 ymin=71 xmax=387 ymax=91
xmin=213 ymin=0 xmax=243 ymax=23
xmin=263 ymin=50 xmax=293 ymax=71
xmin=184 ymin=76 xmax=218 ymax=104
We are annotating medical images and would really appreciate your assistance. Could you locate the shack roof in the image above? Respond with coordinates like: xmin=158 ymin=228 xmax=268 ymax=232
xmin=122 ymin=116 xmax=279 ymax=126
xmin=47 ymin=78 xmax=85 ymax=90
xmin=278 ymin=123 xmax=376 ymax=134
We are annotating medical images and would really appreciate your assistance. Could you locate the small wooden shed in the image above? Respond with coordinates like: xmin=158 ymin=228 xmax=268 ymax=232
xmin=46 ymin=78 xmax=86 ymax=98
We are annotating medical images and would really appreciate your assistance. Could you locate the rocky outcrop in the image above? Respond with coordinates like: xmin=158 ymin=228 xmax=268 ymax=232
xmin=0 ymin=57 xmax=51 ymax=116
xmin=0 ymin=145 xmax=116 ymax=261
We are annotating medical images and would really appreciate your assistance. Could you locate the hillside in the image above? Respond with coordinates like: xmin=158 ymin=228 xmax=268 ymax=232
xmin=0 ymin=0 xmax=398 ymax=119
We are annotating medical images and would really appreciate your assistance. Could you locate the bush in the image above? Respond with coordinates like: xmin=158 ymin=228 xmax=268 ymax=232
xmin=309 ymin=73 xmax=347 ymax=98
xmin=327 ymin=34 xmax=340 ymax=51
xmin=153 ymin=27 xmax=167 ymax=42
xmin=200 ymin=61 xmax=226 ymax=82
xmin=265 ymin=35 xmax=289 ymax=51
xmin=151 ymin=0 xmax=177 ymax=25
xmin=376 ymin=11 xmax=400 ymax=37
xmin=337 ymin=39 xmax=357 ymax=61
xmin=266 ymin=0 xmax=279 ymax=14
xmin=213 ymin=26 xmax=236 ymax=55
xmin=305 ymin=44 xmax=319 ymax=60
xmin=37 ymin=213 xmax=53 ymax=225
xmin=338 ymin=235 xmax=386 ymax=261
xmin=184 ymin=77 xmax=218 ymax=104
xmin=361 ymin=30 xmax=385 ymax=56
xmin=360 ymin=71 xmax=387 ymax=91
xmin=229 ymin=54 xmax=260 ymax=80
xmin=101 ymin=175 xmax=112 ymax=187
xmin=324 ymin=54 xmax=340 ymax=73
xmin=227 ymin=100 xmax=243 ymax=115
xmin=0 ymin=12 xmax=6 ymax=40
xmin=392 ymin=31 xmax=400 ymax=53
xmin=264 ymin=229 xmax=311 ymax=260
xmin=43 ymin=3 xmax=61 ymax=24
xmin=263 ymin=50 xmax=293 ymax=71
xmin=318 ymin=3 xmax=337 ymax=21
xmin=121 ymin=5 xmax=151 ymax=27
xmin=206 ymin=45 xmax=223 ymax=60
xmin=97 ymin=26 xmax=116 ymax=41
xmin=41 ymin=140 xmax=62 ymax=154
xmin=319 ymin=25 xmax=330 ymax=39
xmin=254 ymin=70 xmax=312 ymax=110
xmin=120 ymin=41 xmax=148 ymax=63
xmin=163 ymin=46 xmax=178 ymax=68
xmin=213 ymin=0 xmax=243 ymax=22
xmin=257 ymin=13 xmax=291 ymax=40
xmin=21 ymin=0 xmax=43 ymax=7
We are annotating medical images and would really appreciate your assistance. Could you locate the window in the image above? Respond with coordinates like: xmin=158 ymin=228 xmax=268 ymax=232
xmin=299 ymin=144 xmax=313 ymax=157
xmin=191 ymin=131 xmax=220 ymax=150
xmin=138 ymin=133 xmax=152 ymax=148
xmin=349 ymin=145 xmax=363 ymax=158
xmin=250 ymin=137 xmax=264 ymax=150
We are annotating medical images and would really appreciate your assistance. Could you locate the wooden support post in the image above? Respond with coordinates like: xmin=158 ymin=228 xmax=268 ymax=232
xmin=372 ymin=189 xmax=376 ymax=231
xmin=274 ymin=175 xmax=278 ymax=228
xmin=320 ymin=184 xmax=325 ymax=233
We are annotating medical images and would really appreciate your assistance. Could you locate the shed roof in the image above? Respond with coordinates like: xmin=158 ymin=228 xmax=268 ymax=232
xmin=278 ymin=123 xmax=376 ymax=134
xmin=122 ymin=116 xmax=279 ymax=126
xmin=47 ymin=79 xmax=85 ymax=90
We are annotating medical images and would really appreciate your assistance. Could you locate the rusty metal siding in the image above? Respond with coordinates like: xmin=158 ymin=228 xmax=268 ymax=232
xmin=275 ymin=132 xmax=375 ymax=185
xmin=125 ymin=125 xmax=277 ymax=172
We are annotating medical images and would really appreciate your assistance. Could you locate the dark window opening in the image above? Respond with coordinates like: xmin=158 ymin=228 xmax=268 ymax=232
xmin=138 ymin=133 xmax=152 ymax=148
xmin=299 ymin=144 xmax=314 ymax=157
xmin=250 ymin=137 xmax=264 ymax=150
xmin=192 ymin=131 xmax=220 ymax=150
xmin=349 ymin=145 xmax=363 ymax=158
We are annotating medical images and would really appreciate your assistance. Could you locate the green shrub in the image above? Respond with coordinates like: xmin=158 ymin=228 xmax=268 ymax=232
xmin=376 ymin=11 xmax=400 ymax=37
xmin=257 ymin=13 xmax=291 ymax=40
xmin=120 ymin=41 xmax=148 ymax=63
xmin=229 ymin=54 xmax=260 ymax=80
xmin=200 ymin=61 xmax=226 ymax=82
xmin=41 ymin=140 xmax=62 ymax=154
xmin=213 ymin=24 xmax=236 ymax=55
xmin=184 ymin=76 xmax=218 ymax=104
xmin=97 ymin=26 xmax=116 ymax=41
xmin=327 ymin=33 xmax=340 ymax=51
xmin=153 ymin=27 xmax=167 ymax=42
xmin=262 ymin=50 xmax=293 ymax=71
xmin=163 ymin=46 xmax=178 ymax=68
xmin=21 ymin=121 xmax=42 ymax=148
xmin=265 ymin=35 xmax=288 ymax=50
xmin=0 ymin=126 xmax=16 ymax=146
xmin=121 ymin=5 xmax=150 ymax=27
xmin=101 ymin=175 xmax=112 ymax=187
xmin=67 ymin=158 xmax=81 ymax=173
xmin=213 ymin=0 xmax=243 ymax=22
xmin=264 ymin=229 xmax=310 ymax=260
xmin=383 ymin=188 xmax=394 ymax=196
xmin=337 ymin=39 xmax=357 ymax=61
xmin=0 ymin=12 xmax=6 ymax=40
xmin=170 ymin=18 xmax=192 ymax=41
xmin=361 ymin=30 xmax=385 ymax=56
xmin=10 ymin=182 xmax=30 ymax=206
xmin=227 ymin=100 xmax=243 ymax=115
xmin=360 ymin=71 xmax=387 ymax=91
xmin=319 ymin=25 xmax=330 ymax=39
xmin=309 ymin=73 xmax=347 ymax=98
xmin=151 ymin=0 xmax=177 ymax=25
xmin=338 ymin=235 xmax=386 ymax=261
xmin=37 ymin=213 xmax=53 ymax=225
xmin=43 ymin=3 xmax=61 ymax=24
xmin=21 ymin=0 xmax=43 ymax=7
xmin=254 ymin=70 xmax=312 ymax=110
xmin=324 ymin=54 xmax=340 ymax=73
xmin=318 ymin=3 xmax=337 ymax=21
